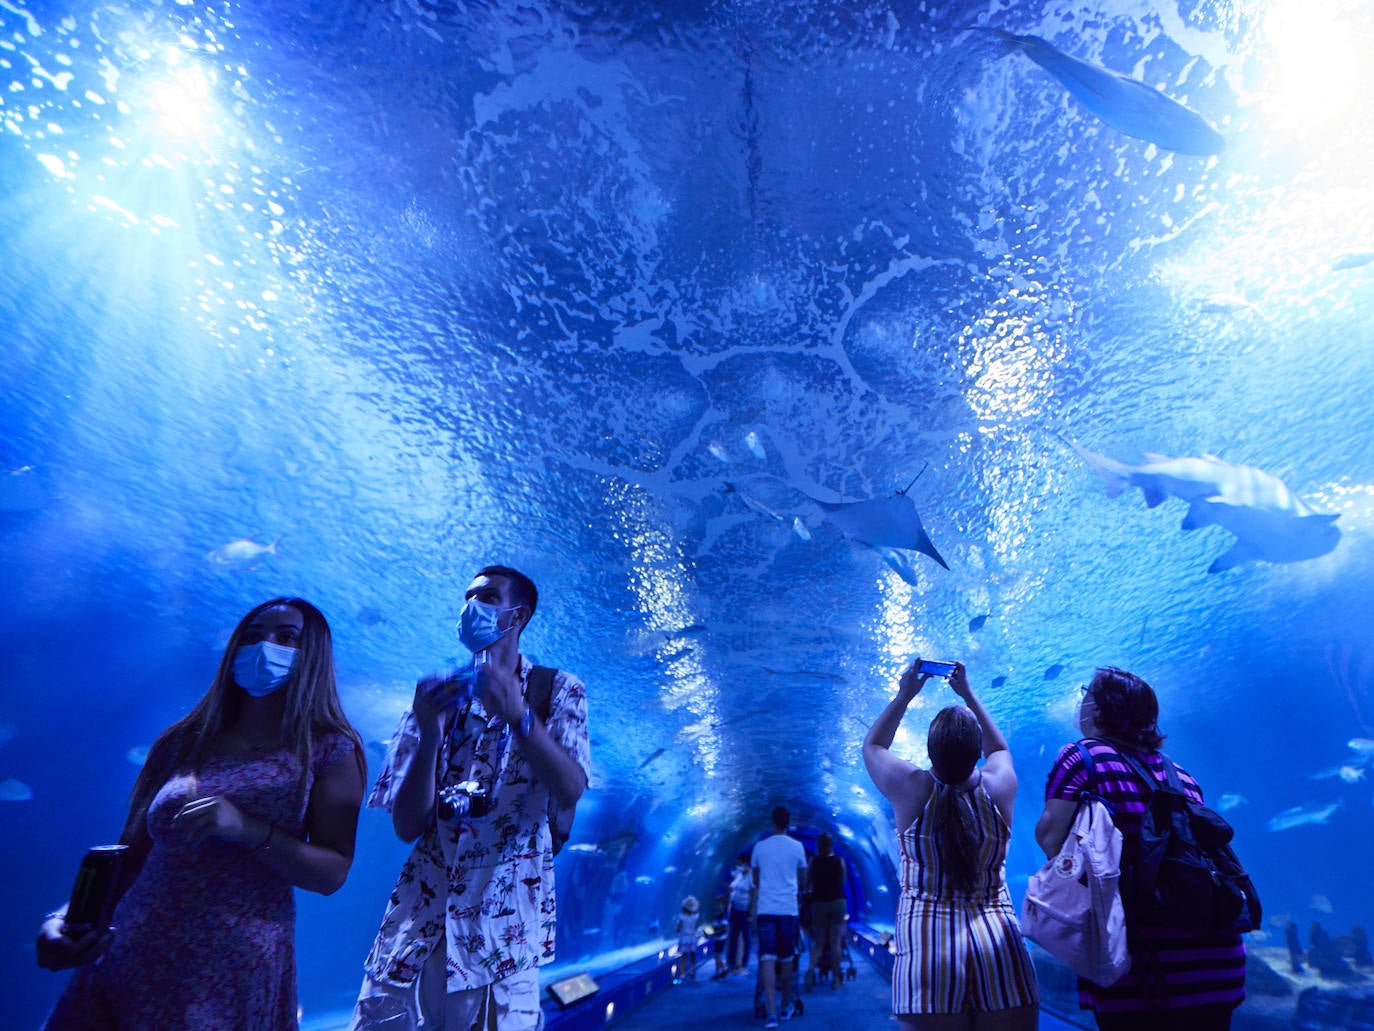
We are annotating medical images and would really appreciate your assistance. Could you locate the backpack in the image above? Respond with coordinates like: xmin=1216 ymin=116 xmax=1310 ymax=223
xmin=1021 ymin=744 xmax=1131 ymax=986
xmin=526 ymin=665 xmax=578 ymax=855
xmin=1112 ymin=747 xmax=1261 ymax=935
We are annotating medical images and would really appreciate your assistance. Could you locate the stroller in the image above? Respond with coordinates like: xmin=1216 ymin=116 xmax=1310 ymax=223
xmin=804 ymin=931 xmax=856 ymax=990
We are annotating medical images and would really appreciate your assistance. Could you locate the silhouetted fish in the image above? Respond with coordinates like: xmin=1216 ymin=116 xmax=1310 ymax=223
xmin=357 ymin=606 xmax=387 ymax=626
xmin=0 ymin=778 xmax=33 ymax=801
xmin=1043 ymin=664 xmax=1065 ymax=680
xmin=637 ymin=748 xmax=666 ymax=770
xmin=974 ymin=28 xmax=1225 ymax=156
xmin=990 ymin=675 xmax=1007 ymax=689
xmin=1331 ymin=251 xmax=1374 ymax=271
xmin=968 ymin=614 xmax=989 ymax=633
xmin=1266 ymin=799 xmax=1343 ymax=832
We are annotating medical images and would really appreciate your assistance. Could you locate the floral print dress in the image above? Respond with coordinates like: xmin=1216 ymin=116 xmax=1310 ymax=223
xmin=44 ymin=733 xmax=356 ymax=1031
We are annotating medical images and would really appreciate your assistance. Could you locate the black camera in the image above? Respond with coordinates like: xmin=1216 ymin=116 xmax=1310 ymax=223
xmin=438 ymin=780 xmax=491 ymax=820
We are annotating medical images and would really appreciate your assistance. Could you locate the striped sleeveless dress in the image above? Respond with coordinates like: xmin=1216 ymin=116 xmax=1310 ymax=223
xmin=893 ymin=783 xmax=1039 ymax=1015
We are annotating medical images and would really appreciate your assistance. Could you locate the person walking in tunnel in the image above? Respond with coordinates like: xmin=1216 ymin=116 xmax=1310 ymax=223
xmin=1035 ymin=667 xmax=1246 ymax=1031
xmin=351 ymin=565 xmax=590 ymax=1031
xmin=863 ymin=659 xmax=1039 ymax=1031
xmin=805 ymin=832 xmax=849 ymax=990
xmin=726 ymin=849 xmax=755 ymax=974
xmin=751 ymin=804 xmax=808 ymax=1028
xmin=36 ymin=597 xmax=367 ymax=1029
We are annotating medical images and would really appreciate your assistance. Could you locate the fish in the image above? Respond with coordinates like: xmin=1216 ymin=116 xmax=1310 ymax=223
xmin=0 ymin=778 xmax=34 ymax=801
xmin=1217 ymin=793 xmax=1248 ymax=812
xmin=816 ymin=492 xmax=949 ymax=570
xmin=356 ymin=606 xmax=387 ymax=627
xmin=1338 ymin=766 xmax=1367 ymax=784
xmin=207 ymin=536 xmax=281 ymax=569
xmin=1310 ymin=894 xmax=1334 ymax=913
xmin=1065 ymin=440 xmax=1341 ymax=573
xmin=1265 ymin=799 xmax=1343 ymax=832
xmin=637 ymin=748 xmax=666 ymax=770
xmin=1043 ymin=664 xmax=1065 ymax=680
xmin=1199 ymin=293 xmax=1266 ymax=318
xmin=875 ymin=546 xmax=923 ymax=586
xmin=724 ymin=482 xmax=786 ymax=522
xmin=744 ymin=431 xmax=767 ymax=461
xmin=972 ymin=27 xmax=1225 ymax=156
xmin=707 ymin=442 xmax=730 ymax=463
xmin=968 ymin=614 xmax=989 ymax=633
xmin=792 ymin=516 xmax=812 ymax=542
xmin=1349 ymin=738 xmax=1374 ymax=754
xmin=1331 ymin=251 xmax=1374 ymax=271
xmin=990 ymin=675 xmax=1007 ymax=689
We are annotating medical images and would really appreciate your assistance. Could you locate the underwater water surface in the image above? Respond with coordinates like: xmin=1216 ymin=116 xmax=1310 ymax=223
xmin=2 ymin=0 xmax=1373 ymax=1026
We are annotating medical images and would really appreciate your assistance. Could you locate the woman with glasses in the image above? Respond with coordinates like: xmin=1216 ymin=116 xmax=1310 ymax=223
xmin=864 ymin=660 xmax=1038 ymax=1030
xmin=1035 ymin=667 xmax=1246 ymax=1030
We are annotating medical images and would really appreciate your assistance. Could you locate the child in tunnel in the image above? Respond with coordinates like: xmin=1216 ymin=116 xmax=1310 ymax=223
xmin=675 ymin=894 xmax=701 ymax=982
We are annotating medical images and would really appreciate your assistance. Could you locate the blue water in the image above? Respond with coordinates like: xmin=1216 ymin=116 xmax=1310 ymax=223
xmin=3 ymin=0 xmax=1373 ymax=1026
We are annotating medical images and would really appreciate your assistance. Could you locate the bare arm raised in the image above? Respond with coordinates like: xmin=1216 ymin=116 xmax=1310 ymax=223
xmin=863 ymin=660 xmax=935 ymax=833
xmin=948 ymin=662 xmax=1018 ymax=827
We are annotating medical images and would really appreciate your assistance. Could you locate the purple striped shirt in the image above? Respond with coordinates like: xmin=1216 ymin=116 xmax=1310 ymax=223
xmin=1044 ymin=738 xmax=1246 ymax=1013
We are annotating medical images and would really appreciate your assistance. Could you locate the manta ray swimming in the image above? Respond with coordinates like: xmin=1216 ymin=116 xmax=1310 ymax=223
xmin=972 ymin=27 xmax=1225 ymax=156
xmin=814 ymin=490 xmax=950 ymax=571
xmin=1066 ymin=439 xmax=1341 ymax=573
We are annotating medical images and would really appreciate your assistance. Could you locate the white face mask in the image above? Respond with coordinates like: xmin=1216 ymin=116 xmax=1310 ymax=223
xmin=232 ymin=641 xmax=298 ymax=697
xmin=1076 ymin=693 xmax=1096 ymax=735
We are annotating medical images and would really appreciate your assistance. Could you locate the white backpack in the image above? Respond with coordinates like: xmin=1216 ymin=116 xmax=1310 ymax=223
xmin=1021 ymin=744 xmax=1130 ymax=986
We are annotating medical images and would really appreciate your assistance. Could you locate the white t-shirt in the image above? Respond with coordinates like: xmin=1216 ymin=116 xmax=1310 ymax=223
xmin=751 ymin=833 xmax=807 ymax=916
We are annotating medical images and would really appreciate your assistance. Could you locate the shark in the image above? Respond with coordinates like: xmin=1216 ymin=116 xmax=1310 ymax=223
xmin=1066 ymin=440 xmax=1341 ymax=573
xmin=974 ymin=28 xmax=1225 ymax=156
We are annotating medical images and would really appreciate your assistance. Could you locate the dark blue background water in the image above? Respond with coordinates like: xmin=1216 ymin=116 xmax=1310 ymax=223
xmin=3 ymin=0 xmax=1372 ymax=1025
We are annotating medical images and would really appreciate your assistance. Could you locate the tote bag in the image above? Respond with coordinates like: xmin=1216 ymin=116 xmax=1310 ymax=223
xmin=1021 ymin=749 xmax=1130 ymax=986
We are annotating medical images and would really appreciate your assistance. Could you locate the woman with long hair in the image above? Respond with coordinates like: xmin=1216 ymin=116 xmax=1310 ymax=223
xmin=1035 ymin=667 xmax=1245 ymax=1030
xmin=37 ymin=597 xmax=366 ymax=1029
xmin=864 ymin=660 xmax=1038 ymax=1030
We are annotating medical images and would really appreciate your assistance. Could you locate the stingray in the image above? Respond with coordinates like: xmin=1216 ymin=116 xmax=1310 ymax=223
xmin=972 ymin=28 xmax=1225 ymax=156
xmin=816 ymin=489 xmax=949 ymax=570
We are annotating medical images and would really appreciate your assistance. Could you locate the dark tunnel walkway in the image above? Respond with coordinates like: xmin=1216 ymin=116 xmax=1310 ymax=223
xmin=601 ymin=946 xmax=1084 ymax=1031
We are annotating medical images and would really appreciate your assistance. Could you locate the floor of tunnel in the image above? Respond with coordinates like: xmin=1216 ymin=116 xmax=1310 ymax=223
xmin=604 ymin=960 xmax=1082 ymax=1030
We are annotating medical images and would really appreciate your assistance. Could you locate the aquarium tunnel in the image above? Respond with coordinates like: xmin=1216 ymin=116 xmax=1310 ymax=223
xmin=2 ymin=0 xmax=1373 ymax=1027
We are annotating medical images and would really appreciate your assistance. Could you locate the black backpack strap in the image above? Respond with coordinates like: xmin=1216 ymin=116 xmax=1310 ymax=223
xmin=1112 ymin=746 xmax=1182 ymax=796
xmin=526 ymin=665 xmax=557 ymax=723
xmin=1073 ymin=740 xmax=1115 ymax=815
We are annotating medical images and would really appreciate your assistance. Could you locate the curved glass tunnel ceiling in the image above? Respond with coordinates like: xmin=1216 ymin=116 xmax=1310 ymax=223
xmin=3 ymin=0 xmax=1374 ymax=1024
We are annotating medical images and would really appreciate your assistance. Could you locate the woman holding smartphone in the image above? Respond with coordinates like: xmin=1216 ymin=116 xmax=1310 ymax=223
xmin=863 ymin=659 xmax=1038 ymax=1030
xmin=36 ymin=597 xmax=366 ymax=1029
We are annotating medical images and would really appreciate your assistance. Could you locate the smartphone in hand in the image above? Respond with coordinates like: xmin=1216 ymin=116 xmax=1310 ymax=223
xmin=916 ymin=659 xmax=957 ymax=678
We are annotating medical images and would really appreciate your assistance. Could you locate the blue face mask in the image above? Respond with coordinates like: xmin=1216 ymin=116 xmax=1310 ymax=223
xmin=458 ymin=598 xmax=517 ymax=654
xmin=232 ymin=641 xmax=298 ymax=697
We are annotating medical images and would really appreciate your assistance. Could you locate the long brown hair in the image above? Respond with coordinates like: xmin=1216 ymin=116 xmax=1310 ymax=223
xmin=926 ymin=706 xmax=983 ymax=895
xmin=122 ymin=598 xmax=364 ymax=842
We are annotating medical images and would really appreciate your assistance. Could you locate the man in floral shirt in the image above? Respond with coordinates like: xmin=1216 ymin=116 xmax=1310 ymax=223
xmin=351 ymin=566 xmax=590 ymax=1030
